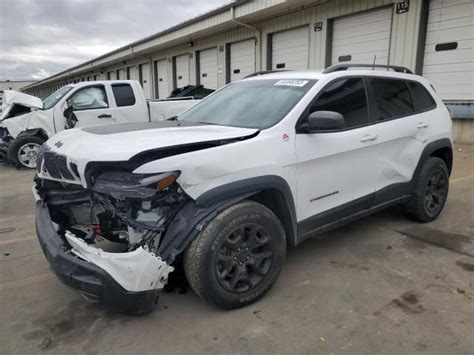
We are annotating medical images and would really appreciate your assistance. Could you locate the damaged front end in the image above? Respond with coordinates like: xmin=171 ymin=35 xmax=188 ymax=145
xmin=34 ymin=170 xmax=188 ymax=314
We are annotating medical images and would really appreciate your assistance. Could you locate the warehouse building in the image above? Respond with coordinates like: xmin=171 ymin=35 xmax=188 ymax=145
xmin=22 ymin=0 xmax=473 ymax=141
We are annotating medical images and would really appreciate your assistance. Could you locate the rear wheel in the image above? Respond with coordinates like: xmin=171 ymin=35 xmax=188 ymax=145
xmin=7 ymin=135 xmax=44 ymax=169
xmin=403 ymin=157 xmax=449 ymax=222
xmin=184 ymin=200 xmax=286 ymax=309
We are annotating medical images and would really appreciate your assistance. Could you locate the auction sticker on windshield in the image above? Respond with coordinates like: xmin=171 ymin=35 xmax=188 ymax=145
xmin=274 ymin=80 xmax=309 ymax=87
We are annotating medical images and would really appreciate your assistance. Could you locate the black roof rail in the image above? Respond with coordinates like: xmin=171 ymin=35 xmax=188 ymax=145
xmin=244 ymin=70 xmax=289 ymax=78
xmin=323 ymin=63 xmax=414 ymax=74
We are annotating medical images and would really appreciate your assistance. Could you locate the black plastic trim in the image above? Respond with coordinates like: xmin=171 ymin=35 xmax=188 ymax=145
xmin=297 ymin=192 xmax=373 ymax=240
xmin=35 ymin=202 xmax=160 ymax=314
xmin=412 ymin=138 xmax=453 ymax=176
xmin=196 ymin=175 xmax=298 ymax=247
xmin=297 ymin=184 xmax=411 ymax=244
xmin=158 ymin=194 xmax=253 ymax=263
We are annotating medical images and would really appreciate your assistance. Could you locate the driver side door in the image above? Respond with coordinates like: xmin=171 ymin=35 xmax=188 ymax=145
xmin=295 ymin=77 xmax=379 ymax=237
xmin=66 ymin=85 xmax=115 ymax=128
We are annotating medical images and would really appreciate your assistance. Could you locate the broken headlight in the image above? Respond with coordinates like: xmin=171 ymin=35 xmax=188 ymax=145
xmin=92 ymin=171 xmax=180 ymax=199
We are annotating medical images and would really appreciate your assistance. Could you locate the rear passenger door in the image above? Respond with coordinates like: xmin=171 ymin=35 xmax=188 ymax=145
xmin=366 ymin=77 xmax=430 ymax=201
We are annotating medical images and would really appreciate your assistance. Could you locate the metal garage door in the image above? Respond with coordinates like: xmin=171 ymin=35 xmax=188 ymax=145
xmin=155 ymin=59 xmax=169 ymax=99
xmin=198 ymin=48 xmax=218 ymax=89
xmin=271 ymin=26 xmax=309 ymax=70
xmin=331 ymin=7 xmax=393 ymax=65
xmin=229 ymin=39 xmax=256 ymax=82
xmin=108 ymin=71 xmax=116 ymax=80
xmin=140 ymin=63 xmax=152 ymax=99
xmin=127 ymin=66 xmax=139 ymax=81
xmin=175 ymin=54 xmax=190 ymax=88
xmin=117 ymin=69 xmax=126 ymax=80
xmin=423 ymin=0 xmax=474 ymax=101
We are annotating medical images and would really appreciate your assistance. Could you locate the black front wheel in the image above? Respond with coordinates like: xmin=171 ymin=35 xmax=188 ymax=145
xmin=403 ymin=157 xmax=449 ymax=222
xmin=184 ymin=200 xmax=286 ymax=309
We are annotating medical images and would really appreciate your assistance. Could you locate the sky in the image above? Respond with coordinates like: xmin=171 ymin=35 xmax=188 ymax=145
xmin=0 ymin=0 xmax=231 ymax=81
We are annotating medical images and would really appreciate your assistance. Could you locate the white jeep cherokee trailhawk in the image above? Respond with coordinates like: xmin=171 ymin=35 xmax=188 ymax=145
xmin=34 ymin=64 xmax=453 ymax=314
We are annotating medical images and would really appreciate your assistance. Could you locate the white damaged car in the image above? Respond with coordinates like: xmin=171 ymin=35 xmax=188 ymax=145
xmin=34 ymin=65 xmax=453 ymax=314
xmin=0 ymin=81 xmax=208 ymax=168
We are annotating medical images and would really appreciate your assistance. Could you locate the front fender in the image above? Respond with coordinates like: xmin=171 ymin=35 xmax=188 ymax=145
xmin=158 ymin=194 xmax=253 ymax=263
xmin=3 ymin=111 xmax=54 ymax=139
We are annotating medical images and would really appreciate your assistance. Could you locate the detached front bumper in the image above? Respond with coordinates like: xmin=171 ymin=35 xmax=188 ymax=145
xmin=35 ymin=201 xmax=173 ymax=314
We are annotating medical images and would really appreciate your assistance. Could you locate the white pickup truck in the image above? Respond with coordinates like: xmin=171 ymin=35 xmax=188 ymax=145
xmin=0 ymin=80 xmax=209 ymax=168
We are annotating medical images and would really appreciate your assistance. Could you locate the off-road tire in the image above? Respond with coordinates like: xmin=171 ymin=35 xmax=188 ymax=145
xmin=7 ymin=135 xmax=44 ymax=169
xmin=403 ymin=157 xmax=449 ymax=223
xmin=184 ymin=200 xmax=286 ymax=309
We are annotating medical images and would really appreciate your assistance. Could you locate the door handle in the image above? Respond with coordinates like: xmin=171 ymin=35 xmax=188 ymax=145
xmin=360 ymin=134 xmax=378 ymax=142
xmin=98 ymin=114 xmax=112 ymax=118
xmin=417 ymin=122 xmax=429 ymax=129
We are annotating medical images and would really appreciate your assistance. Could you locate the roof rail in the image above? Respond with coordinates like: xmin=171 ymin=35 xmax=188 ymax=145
xmin=244 ymin=70 xmax=289 ymax=78
xmin=323 ymin=63 xmax=413 ymax=74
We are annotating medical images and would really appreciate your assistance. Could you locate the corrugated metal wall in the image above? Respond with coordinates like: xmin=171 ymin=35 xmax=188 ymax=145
xmin=26 ymin=0 xmax=427 ymax=100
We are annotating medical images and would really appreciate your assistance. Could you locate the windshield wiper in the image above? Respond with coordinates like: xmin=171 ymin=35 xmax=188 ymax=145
xmin=167 ymin=116 xmax=178 ymax=121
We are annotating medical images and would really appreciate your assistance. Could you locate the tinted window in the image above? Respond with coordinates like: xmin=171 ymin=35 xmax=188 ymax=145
xmin=112 ymin=84 xmax=136 ymax=107
xmin=309 ymin=78 xmax=369 ymax=128
xmin=370 ymin=78 xmax=414 ymax=120
xmin=408 ymin=82 xmax=436 ymax=113
xmin=69 ymin=86 xmax=108 ymax=110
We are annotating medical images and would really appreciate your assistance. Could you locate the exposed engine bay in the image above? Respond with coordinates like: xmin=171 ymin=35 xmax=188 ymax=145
xmin=35 ymin=171 xmax=187 ymax=254
xmin=34 ymin=170 xmax=193 ymax=298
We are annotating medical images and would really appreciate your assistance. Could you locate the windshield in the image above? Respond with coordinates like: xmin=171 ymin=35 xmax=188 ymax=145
xmin=178 ymin=79 xmax=316 ymax=129
xmin=42 ymin=86 xmax=73 ymax=110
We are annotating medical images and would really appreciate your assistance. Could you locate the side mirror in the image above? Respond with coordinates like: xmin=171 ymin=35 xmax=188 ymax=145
xmin=302 ymin=111 xmax=345 ymax=132
xmin=63 ymin=104 xmax=78 ymax=129
xmin=63 ymin=105 xmax=74 ymax=119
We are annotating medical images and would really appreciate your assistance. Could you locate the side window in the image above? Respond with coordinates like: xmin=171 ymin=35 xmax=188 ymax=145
xmin=408 ymin=82 xmax=436 ymax=113
xmin=309 ymin=78 xmax=369 ymax=128
xmin=112 ymin=84 xmax=136 ymax=107
xmin=69 ymin=86 xmax=108 ymax=110
xmin=370 ymin=79 xmax=414 ymax=120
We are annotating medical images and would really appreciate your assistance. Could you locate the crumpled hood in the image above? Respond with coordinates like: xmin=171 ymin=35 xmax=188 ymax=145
xmin=48 ymin=121 xmax=258 ymax=161
xmin=42 ymin=121 xmax=258 ymax=185
xmin=1 ymin=90 xmax=43 ymax=120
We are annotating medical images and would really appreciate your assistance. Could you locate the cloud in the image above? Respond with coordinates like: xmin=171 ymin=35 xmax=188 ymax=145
xmin=0 ymin=0 xmax=231 ymax=81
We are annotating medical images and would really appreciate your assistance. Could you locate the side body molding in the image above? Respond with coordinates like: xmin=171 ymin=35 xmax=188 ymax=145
xmin=412 ymin=138 xmax=453 ymax=178
xmin=159 ymin=176 xmax=299 ymax=263
xmin=196 ymin=175 xmax=298 ymax=247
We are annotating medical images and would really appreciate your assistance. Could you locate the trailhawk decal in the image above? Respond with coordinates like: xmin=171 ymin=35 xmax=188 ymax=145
xmin=310 ymin=191 xmax=339 ymax=203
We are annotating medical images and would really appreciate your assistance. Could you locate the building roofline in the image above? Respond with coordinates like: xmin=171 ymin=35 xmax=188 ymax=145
xmin=23 ymin=0 xmax=250 ymax=90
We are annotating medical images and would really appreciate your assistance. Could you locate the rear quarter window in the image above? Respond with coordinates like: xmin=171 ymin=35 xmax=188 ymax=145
xmin=408 ymin=82 xmax=436 ymax=113
xmin=112 ymin=84 xmax=136 ymax=107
